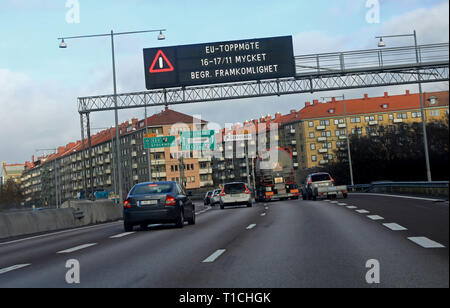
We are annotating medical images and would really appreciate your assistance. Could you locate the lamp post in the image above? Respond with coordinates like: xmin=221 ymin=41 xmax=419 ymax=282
xmin=58 ymin=29 xmax=167 ymax=202
xmin=376 ymin=30 xmax=432 ymax=182
xmin=321 ymin=95 xmax=354 ymax=186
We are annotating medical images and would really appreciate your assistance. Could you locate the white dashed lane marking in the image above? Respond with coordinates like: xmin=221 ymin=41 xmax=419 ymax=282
xmin=338 ymin=203 xmax=347 ymax=206
xmin=346 ymin=206 xmax=357 ymax=209
xmin=408 ymin=237 xmax=445 ymax=248
xmin=356 ymin=209 xmax=370 ymax=214
xmin=202 ymin=249 xmax=226 ymax=263
xmin=110 ymin=232 xmax=136 ymax=239
xmin=57 ymin=243 xmax=97 ymax=254
xmin=246 ymin=224 xmax=257 ymax=230
xmin=0 ymin=264 xmax=31 ymax=275
xmin=383 ymin=223 xmax=408 ymax=231
xmin=367 ymin=215 xmax=384 ymax=221
xmin=261 ymin=213 xmax=266 ymax=217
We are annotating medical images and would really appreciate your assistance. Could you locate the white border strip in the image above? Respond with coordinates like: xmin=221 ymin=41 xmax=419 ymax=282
xmin=351 ymin=193 xmax=442 ymax=202
xmin=202 ymin=249 xmax=226 ymax=263
xmin=408 ymin=237 xmax=445 ymax=248
xmin=57 ymin=243 xmax=97 ymax=254
xmin=0 ymin=264 xmax=31 ymax=275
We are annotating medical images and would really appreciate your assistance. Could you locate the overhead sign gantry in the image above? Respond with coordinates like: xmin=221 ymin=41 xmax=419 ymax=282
xmin=143 ymin=36 xmax=296 ymax=90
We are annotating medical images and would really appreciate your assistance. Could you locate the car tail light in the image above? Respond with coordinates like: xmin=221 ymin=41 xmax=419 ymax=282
xmin=220 ymin=188 xmax=226 ymax=197
xmin=123 ymin=198 xmax=132 ymax=209
xmin=330 ymin=177 xmax=335 ymax=183
xmin=308 ymin=178 xmax=312 ymax=185
xmin=165 ymin=195 xmax=177 ymax=206
xmin=245 ymin=186 xmax=251 ymax=194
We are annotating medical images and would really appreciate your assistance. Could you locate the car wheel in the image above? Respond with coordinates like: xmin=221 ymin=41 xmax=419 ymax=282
xmin=247 ymin=202 xmax=252 ymax=208
xmin=220 ymin=204 xmax=224 ymax=210
xmin=176 ymin=210 xmax=184 ymax=228
xmin=124 ymin=222 xmax=134 ymax=232
xmin=188 ymin=210 xmax=196 ymax=225
xmin=343 ymin=193 xmax=348 ymax=199
xmin=140 ymin=223 xmax=148 ymax=230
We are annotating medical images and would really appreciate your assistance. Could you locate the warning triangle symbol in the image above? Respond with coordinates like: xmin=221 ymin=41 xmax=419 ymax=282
xmin=149 ymin=50 xmax=175 ymax=73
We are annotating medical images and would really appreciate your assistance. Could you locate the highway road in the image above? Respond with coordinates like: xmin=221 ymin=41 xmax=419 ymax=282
xmin=0 ymin=193 xmax=448 ymax=288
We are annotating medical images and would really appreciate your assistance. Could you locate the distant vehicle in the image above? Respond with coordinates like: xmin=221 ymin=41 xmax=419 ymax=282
xmin=219 ymin=182 xmax=252 ymax=209
xmin=254 ymin=147 xmax=300 ymax=202
xmin=123 ymin=181 xmax=195 ymax=232
xmin=204 ymin=191 xmax=213 ymax=205
xmin=301 ymin=172 xmax=348 ymax=201
xmin=210 ymin=189 xmax=222 ymax=206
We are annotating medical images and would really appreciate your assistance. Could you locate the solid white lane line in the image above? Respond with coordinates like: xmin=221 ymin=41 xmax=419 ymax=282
xmin=0 ymin=264 xmax=31 ymax=275
xmin=0 ymin=221 xmax=122 ymax=247
xmin=408 ymin=237 xmax=445 ymax=248
xmin=57 ymin=243 xmax=97 ymax=254
xmin=202 ymin=249 xmax=226 ymax=263
xmin=367 ymin=215 xmax=384 ymax=221
xmin=347 ymin=206 xmax=357 ymax=209
xmin=110 ymin=232 xmax=136 ymax=239
xmin=356 ymin=209 xmax=370 ymax=214
xmin=246 ymin=224 xmax=257 ymax=230
xmin=383 ymin=223 xmax=408 ymax=231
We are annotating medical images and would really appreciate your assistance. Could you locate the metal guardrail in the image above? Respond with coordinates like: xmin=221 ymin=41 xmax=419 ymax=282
xmin=349 ymin=181 xmax=449 ymax=192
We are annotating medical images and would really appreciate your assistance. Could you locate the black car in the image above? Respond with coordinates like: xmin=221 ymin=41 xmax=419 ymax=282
xmin=123 ymin=181 xmax=195 ymax=231
xmin=204 ymin=191 xmax=213 ymax=205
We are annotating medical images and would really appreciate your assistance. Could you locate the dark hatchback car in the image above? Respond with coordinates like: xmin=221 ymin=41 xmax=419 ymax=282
xmin=123 ymin=181 xmax=195 ymax=231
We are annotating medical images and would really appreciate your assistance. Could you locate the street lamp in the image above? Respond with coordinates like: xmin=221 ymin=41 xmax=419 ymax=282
xmin=321 ymin=95 xmax=354 ymax=187
xmin=375 ymin=30 xmax=432 ymax=182
xmin=58 ymin=29 xmax=167 ymax=202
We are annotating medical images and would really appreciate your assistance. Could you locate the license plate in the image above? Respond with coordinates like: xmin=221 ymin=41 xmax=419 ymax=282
xmin=140 ymin=200 xmax=158 ymax=206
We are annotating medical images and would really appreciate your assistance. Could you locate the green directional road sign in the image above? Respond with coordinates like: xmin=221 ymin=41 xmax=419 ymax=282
xmin=181 ymin=130 xmax=216 ymax=151
xmin=144 ymin=136 xmax=176 ymax=149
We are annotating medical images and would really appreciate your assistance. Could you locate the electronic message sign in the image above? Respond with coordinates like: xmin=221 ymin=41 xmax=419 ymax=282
xmin=143 ymin=36 xmax=295 ymax=90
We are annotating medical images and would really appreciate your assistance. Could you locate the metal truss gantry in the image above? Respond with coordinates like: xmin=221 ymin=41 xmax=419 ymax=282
xmin=78 ymin=43 xmax=449 ymax=113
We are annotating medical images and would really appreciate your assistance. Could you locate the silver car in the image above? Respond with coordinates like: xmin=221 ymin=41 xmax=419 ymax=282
xmin=210 ymin=189 xmax=222 ymax=206
xmin=219 ymin=182 xmax=252 ymax=209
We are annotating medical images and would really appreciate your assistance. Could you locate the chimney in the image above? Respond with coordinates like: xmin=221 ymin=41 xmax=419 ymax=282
xmin=384 ymin=92 xmax=389 ymax=98
xmin=275 ymin=112 xmax=282 ymax=119
xmin=165 ymin=106 xmax=169 ymax=111
xmin=305 ymin=102 xmax=311 ymax=107
xmin=313 ymin=99 xmax=319 ymax=105
xmin=364 ymin=94 xmax=369 ymax=100
xmin=331 ymin=97 xmax=336 ymax=103
xmin=290 ymin=109 xmax=296 ymax=114
xmin=406 ymin=90 xmax=410 ymax=96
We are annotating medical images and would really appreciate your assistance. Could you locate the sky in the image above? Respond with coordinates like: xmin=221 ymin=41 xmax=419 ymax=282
xmin=1 ymin=0 xmax=449 ymax=163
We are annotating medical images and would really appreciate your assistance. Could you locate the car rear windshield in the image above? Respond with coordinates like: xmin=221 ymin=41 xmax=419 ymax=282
xmin=224 ymin=183 xmax=246 ymax=194
xmin=311 ymin=174 xmax=331 ymax=182
xmin=131 ymin=183 xmax=174 ymax=195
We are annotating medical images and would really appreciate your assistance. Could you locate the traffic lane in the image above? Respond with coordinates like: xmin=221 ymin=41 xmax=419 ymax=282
xmin=345 ymin=193 xmax=449 ymax=248
xmin=0 ymin=203 xmax=266 ymax=287
xmin=185 ymin=199 xmax=448 ymax=288
xmin=0 ymin=202 xmax=208 ymax=267
xmin=0 ymin=202 xmax=209 ymax=286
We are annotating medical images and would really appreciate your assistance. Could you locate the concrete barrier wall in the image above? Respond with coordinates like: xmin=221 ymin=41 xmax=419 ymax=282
xmin=371 ymin=186 xmax=449 ymax=198
xmin=0 ymin=200 xmax=123 ymax=240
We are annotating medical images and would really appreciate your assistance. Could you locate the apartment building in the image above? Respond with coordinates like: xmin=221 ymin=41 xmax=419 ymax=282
xmin=1 ymin=162 xmax=26 ymax=184
xmin=289 ymin=90 xmax=449 ymax=169
xmin=20 ymin=107 xmax=214 ymax=206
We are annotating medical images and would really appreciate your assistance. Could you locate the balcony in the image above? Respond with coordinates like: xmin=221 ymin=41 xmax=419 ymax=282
xmin=319 ymin=149 xmax=328 ymax=154
xmin=200 ymin=180 xmax=214 ymax=187
xmin=106 ymin=168 xmax=112 ymax=174
xmin=198 ymin=157 xmax=212 ymax=162
xmin=319 ymin=160 xmax=329 ymax=165
xmin=132 ymin=152 xmax=137 ymax=157
xmin=293 ymin=163 xmax=299 ymax=168
xmin=104 ymin=157 xmax=111 ymax=164
xmin=104 ymin=147 xmax=110 ymax=153
xmin=290 ymin=128 xmax=296 ymax=134
xmin=291 ymin=140 xmax=297 ymax=145
xmin=393 ymin=119 xmax=403 ymax=123
xmin=316 ymin=126 xmax=326 ymax=131
xmin=369 ymin=121 xmax=378 ymax=126
xmin=132 ymin=163 xmax=138 ymax=169
xmin=131 ymin=139 xmax=136 ymax=145
xmin=339 ymin=135 xmax=347 ymax=140
xmin=317 ymin=137 xmax=327 ymax=142
xmin=293 ymin=152 xmax=298 ymax=156
xmin=338 ymin=124 xmax=347 ymax=128
xmin=200 ymin=168 xmax=213 ymax=175
xmin=133 ymin=175 xmax=139 ymax=181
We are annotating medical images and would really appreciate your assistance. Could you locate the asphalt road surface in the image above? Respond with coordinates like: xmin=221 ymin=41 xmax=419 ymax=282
xmin=0 ymin=193 xmax=448 ymax=288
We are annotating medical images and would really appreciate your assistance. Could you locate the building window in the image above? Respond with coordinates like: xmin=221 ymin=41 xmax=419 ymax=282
xmin=311 ymin=144 xmax=316 ymax=150
xmin=350 ymin=117 xmax=361 ymax=123
xmin=378 ymin=115 xmax=383 ymax=121
xmin=397 ymin=113 xmax=407 ymax=119
xmin=308 ymin=121 xmax=314 ymax=127
xmin=430 ymin=110 xmax=441 ymax=117
xmin=311 ymin=155 xmax=317 ymax=162
xmin=309 ymin=132 xmax=315 ymax=138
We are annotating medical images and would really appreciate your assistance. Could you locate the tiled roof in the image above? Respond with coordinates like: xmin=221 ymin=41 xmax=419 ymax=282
xmin=140 ymin=107 xmax=208 ymax=127
xmin=297 ymin=91 xmax=449 ymax=120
